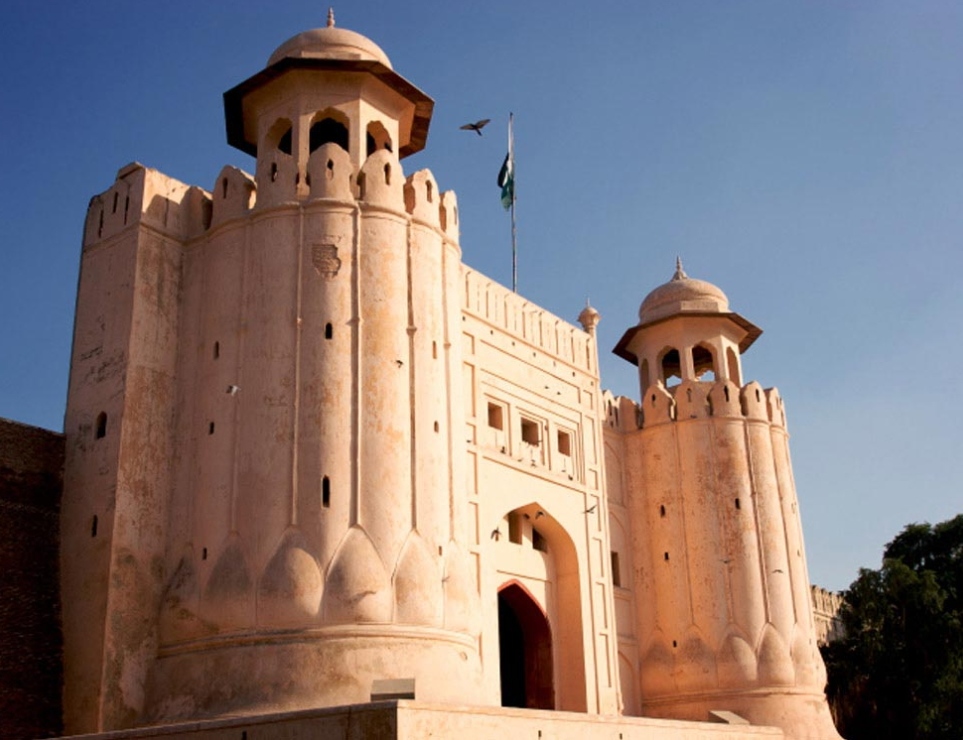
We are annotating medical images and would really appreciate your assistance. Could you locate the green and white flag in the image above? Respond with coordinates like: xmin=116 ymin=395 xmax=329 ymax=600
xmin=500 ymin=113 xmax=518 ymax=292
xmin=498 ymin=112 xmax=515 ymax=211
xmin=497 ymin=151 xmax=514 ymax=210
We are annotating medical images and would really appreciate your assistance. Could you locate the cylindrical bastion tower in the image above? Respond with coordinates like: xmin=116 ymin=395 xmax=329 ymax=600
xmin=60 ymin=17 xmax=481 ymax=731
xmin=613 ymin=261 xmax=842 ymax=740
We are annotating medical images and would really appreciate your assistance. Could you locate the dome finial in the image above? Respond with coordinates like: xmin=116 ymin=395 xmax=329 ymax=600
xmin=327 ymin=7 xmax=335 ymax=27
xmin=673 ymin=256 xmax=687 ymax=281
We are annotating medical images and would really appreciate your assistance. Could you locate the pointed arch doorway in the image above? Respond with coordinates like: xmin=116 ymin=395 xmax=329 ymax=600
xmin=498 ymin=582 xmax=555 ymax=709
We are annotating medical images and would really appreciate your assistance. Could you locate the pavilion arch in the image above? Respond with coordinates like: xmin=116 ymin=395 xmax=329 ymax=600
xmin=309 ymin=108 xmax=350 ymax=153
xmin=657 ymin=346 xmax=682 ymax=386
xmin=265 ymin=117 xmax=293 ymax=156
xmin=494 ymin=502 xmax=587 ymax=712
xmin=692 ymin=342 xmax=717 ymax=381
xmin=366 ymin=120 xmax=393 ymax=157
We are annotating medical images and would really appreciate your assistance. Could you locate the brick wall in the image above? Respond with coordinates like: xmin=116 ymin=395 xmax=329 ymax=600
xmin=0 ymin=417 xmax=65 ymax=739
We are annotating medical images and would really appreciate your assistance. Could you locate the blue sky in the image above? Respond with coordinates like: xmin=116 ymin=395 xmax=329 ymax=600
xmin=1 ymin=1 xmax=961 ymax=592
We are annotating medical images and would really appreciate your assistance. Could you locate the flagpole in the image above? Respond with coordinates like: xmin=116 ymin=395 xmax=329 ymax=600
xmin=509 ymin=112 xmax=517 ymax=293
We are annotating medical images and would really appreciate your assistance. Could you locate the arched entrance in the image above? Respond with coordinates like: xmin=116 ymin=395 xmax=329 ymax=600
xmin=498 ymin=582 xmax=554 ymax=709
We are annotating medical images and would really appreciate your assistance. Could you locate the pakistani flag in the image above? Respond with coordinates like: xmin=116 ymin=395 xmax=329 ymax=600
xmin=498 ymin=151 xmax=514 ymax=210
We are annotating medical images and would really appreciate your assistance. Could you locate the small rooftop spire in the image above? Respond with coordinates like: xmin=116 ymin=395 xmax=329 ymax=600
xmin=327 ymin=7 xmax=335 ymax=27
xmin=672 ymin=256 xmax=687 ymax=281
xmin=578 ymin=299 xmax=601 ymax=334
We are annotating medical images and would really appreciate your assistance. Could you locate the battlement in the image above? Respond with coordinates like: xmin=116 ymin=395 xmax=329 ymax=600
xmin=461 ymin=268 xmax=594 ymax=374
xmin=602 ymin=380 xmax=788 ymax=432
xmin=85 ymin=152 xmax=459 ymax=248
xmin=83 ymin=163 xmax=211 ymax=248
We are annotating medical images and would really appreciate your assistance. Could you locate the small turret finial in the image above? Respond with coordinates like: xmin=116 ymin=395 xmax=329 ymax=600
xmin=578 ymin=299 xmax=601 ymax=334
xmin=327 ymin=7 xmax=335 ymax=27
xmin=673 ymin=256 xmax=687 ymax=281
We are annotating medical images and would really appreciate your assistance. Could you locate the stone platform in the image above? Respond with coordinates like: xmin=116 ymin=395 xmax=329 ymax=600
xmin=60 ymin=701 xmax=784 ymax=740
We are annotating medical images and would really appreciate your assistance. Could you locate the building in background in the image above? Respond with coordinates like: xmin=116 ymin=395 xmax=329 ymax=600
xmin=1 ymin=17 xmax=843 ymax=740
xmin=811 ymin=586 xmax=845 ymax=646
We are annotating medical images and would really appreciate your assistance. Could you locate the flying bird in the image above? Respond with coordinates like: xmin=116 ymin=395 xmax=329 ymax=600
xmin=226 ymin=384 xmax=240 ymax=395
xmin=584 ymin=504 xmax=598 ymax=514
xmin=459 ymin=118 xmax=491 ymax=136
xmin=491 ymin=528 xmax=501 ymax=540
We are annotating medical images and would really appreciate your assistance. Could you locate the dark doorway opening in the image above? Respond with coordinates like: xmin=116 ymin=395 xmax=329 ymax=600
xmin=498 ymin=583 xmax=554 ymax=709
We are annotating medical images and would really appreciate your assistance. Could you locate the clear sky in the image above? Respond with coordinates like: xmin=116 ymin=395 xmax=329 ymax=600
xmin=1 ymin=1 xmax=961 ymax=592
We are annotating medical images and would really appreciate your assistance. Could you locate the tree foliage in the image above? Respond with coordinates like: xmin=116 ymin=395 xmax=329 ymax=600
xmin=822 ymin=514 xmax=963 ymax=738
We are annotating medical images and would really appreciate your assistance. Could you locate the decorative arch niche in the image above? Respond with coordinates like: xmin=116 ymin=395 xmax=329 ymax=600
xmin=494 ymin=502 xmax=587 ymax=712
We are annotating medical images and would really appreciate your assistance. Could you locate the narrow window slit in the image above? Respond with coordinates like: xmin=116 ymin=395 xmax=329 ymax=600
xmin=324 ymin=323 xmax=333 ymax=340
xmin=95 ymin=412 xmax=107 ymax=439
xmin=322 ymin=476 xmax=330 ymax=508
xmin=91 ymin=515 xmax=98 ymax=538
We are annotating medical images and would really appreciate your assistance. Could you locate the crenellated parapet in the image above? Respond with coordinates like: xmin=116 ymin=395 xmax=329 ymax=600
xmin=630 ymin=380 xmax=788 ymax=429
xmin=210 ymin=165 xmax=255 ymax=228
xmin=200 ymin=142 xmax=460 ymax=245
xmin=602 ymin=390 xmax=641 ymax=433
xmin=83 ymin=163 xmax=211 ymax=248
xmin=461 ymin=268 xmax=595 ymax=374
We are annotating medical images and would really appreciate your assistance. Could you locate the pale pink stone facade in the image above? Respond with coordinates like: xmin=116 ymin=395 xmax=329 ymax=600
xmin=59 ymin=21 xmax=841 ymax=740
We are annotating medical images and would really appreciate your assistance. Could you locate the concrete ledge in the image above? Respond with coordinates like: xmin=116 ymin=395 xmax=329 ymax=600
xmin=58 ymin=701 xmax=784 ymax=739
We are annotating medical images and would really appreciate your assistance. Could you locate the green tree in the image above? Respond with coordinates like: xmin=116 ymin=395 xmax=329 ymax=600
xmin=822 ymin=514 xmax=963 ymax=739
